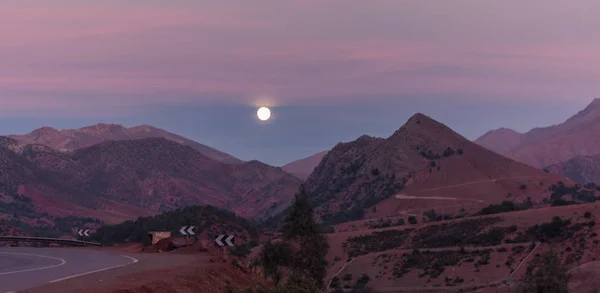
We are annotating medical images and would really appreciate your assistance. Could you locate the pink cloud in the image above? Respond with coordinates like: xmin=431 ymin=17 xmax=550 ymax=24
xmin=1 ymin=1 xmax=600 ymax=115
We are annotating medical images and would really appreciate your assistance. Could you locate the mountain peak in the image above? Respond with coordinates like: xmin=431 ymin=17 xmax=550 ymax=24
xmin=390 ymin=112 xmax=460 ymax=141
xmin=31 ymin=126 xmax=59 ymax=135
xmin=565 ymin=98 xmax=600 ymax=124
xmin=78 ymin=123 xmax=125 ymax=131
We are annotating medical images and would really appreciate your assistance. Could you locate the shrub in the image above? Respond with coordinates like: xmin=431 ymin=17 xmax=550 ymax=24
xmin=585 ymin=212 xmax=592 ymax=218
xmin=443 ymin=147 xmax=455 ymax=157
xmin=371 ymin=168 xmax=380 ymax=176
xmin=408 ymin=216 xmax=417 ymax=225
xmin=330 ymin=276 xmax=340 ymax=288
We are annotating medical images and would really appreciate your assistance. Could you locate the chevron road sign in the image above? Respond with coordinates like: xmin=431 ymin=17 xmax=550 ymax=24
xmin=77 ymin=229 xmax=90 ymax=237
xmin=215 ymin=235 xmax=235 ymax=247
xmin=179 ymin=226 xmax=195 ymax=236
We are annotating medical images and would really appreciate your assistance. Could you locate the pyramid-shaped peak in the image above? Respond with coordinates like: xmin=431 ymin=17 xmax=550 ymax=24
xmin=393 ymin=113 xmax=451 ymax=134
xmin=388 ymin=112 xmax=468 ymax=146
xmin=565 ymin=98 xmax=600 ymax=123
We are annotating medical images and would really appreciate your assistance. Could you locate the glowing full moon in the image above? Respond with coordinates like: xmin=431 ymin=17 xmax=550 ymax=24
xmin=257 ymin=107 xmax=271 ymax=121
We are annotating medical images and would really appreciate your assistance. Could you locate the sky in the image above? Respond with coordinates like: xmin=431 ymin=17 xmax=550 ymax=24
xmin=1 ymin=1 xmax=599 ymax=165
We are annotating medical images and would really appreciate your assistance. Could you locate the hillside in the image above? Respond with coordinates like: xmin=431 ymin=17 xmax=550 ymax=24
xmin=475 ymin=99 xmax=600 ymax=168
xmin=547 ymin=155 xmax=600 ymax=184
xmin=9 ymin=123 xmax=242 ymax=164
xmin=0 ymin=137 xmax=301 ymax=236
xmin=474 ymin=128 xmax=523 ymax=155
xmin=282 ymin=150 xmax=328 ymax=180
xmin=324 ymin=203 xmax=600 ymax=293
xmin=92 ymin=205 xmax=259 ymax=246
xmin=301 ymin=113 xmax=569 ymax=225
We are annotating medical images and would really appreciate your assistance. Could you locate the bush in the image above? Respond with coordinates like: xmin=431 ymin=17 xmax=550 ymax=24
xmin=520 ymin=184 xmax=527 ymax=190
xmin=330 ymin=276 xmax=340 ymax=288
xmin=515 ymin=250 xmax=569 ymax=293
xmin=442 ymin=147 xmax=455 ymax=157
xmin=408 ymin=216 xmax=417 ymax=225
xmin=585 ymin=212 xmax=592 ymax=218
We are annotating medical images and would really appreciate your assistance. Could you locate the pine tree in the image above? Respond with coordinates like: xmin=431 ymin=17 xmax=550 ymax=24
xmin=281 ymin=184 xmax=330 ymax=288
xmin=514 ymin=249 xmax=570 ymax=293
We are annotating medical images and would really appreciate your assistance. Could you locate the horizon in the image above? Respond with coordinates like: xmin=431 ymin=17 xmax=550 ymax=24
xmin=1 ymin=1 xmax=599 ymax=165
xmin=2 ymin=99 xmax=594 ymax=166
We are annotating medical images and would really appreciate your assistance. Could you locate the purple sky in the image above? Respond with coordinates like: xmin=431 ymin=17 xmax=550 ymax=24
xmin=0 ymin=1 xmax=598 ymax=165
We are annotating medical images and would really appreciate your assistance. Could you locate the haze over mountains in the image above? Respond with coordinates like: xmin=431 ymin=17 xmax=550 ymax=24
xmin=475 ymin=99 xmax=600 ymax=168
xmin=281 ymin=151 xmax=328 ymax=180
xmin=9 ymin=123 xmax=242 ymax=164
xmin=0 ymin=127 xmax=301 ymax=236
xmin=1 ymin=108 xmax=594 ymax=239
xmin=475 ymin=99 xmax=600 ymax=183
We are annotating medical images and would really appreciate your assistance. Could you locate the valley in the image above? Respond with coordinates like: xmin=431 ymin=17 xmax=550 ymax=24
xmin=4 ymin=108 xmax=600 ymax=293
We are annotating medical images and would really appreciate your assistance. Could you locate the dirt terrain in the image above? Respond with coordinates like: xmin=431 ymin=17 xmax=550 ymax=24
xmin=324 ymin=203 xmax=600 ymax=293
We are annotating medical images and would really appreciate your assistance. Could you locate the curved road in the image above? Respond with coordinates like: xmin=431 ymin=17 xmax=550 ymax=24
xmin=0 ymin=247 xmax=137 ymax=293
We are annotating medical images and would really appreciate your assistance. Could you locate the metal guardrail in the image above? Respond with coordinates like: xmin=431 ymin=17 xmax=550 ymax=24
xmin=0 ymin=236 xmax=102 ymax=247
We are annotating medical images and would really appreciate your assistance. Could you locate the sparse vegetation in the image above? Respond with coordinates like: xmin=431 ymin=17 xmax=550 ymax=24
xmin=477 ymin=200 xmax=532 ymax=215
xmin=91 ymin=205 xmax=258 ymax=245
xmin=411 ymin=217 xmax=506 ymax=248
xmin=343 ymin=229 xmax=414 ymax=257
xmin=420 ymin=150 xmax=440 ymax=160
xmin=382 ymin=249 xmax=492 ymax=279
xmin=515 ymin=250 xmax=570 ymax=293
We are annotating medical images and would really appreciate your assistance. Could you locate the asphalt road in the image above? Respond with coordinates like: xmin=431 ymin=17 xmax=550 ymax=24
xmin=0 ymin=247 xmax=137 ymax=293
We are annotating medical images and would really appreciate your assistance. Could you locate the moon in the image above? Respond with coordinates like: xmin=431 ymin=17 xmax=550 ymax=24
xmin=257 ymin=107 xmax=271 ymax=121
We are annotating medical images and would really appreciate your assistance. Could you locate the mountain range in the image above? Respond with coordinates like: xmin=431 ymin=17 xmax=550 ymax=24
xmin=475 ymin=99 xmax=600 ymax=168
xmin=474 ymin=99 xmax=600 ymax=184
xmin=9 ymin=123 xmax=242 ymax=164
xmin=0 ymin=125 xmax=301 ymax=236
xmin=302 ymin=113 xmax=567 ymax=225
xmin=282 ymin=99 xmax=600 ymax=185
xmin=1 ymin=108 xmax=590 ymax=237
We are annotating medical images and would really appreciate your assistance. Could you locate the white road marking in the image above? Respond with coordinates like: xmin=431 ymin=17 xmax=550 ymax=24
xmin=48 ymin=255 xmax=138 ymax=284
xmin=0 ymin=252 xmax=66 ymax=276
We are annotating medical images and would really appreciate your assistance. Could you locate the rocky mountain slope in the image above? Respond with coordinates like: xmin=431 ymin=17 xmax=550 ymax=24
xmin=546 ymin=154 xmax=600 ymax=184
xmin=301 ymin=113 xmax=568 ymax=225
xmin=0 ymin=136 xmax=301 ymax=236
xmin=475 ymin=99 xmax=600 ymax=168
xmin=9 ymin=123 xmax=242 ymax=164
xmin=282 ymin=150 xmax=328 ymax=180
